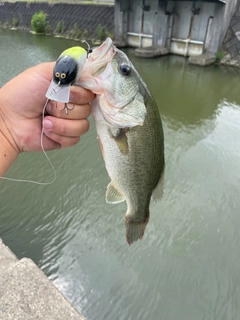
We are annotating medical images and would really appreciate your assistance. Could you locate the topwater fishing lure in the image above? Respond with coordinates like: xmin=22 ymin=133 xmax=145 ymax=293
xmin=46 ymin=40 xmax=92 ymax=114
xmin=46 ymin=45 xmax=88 ymax=114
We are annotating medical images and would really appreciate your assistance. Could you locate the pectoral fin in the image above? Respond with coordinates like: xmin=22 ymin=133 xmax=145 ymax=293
xmin=106 ymin=182 xmax=125 ymax=204
xmin=108 ymin=127 xmax=129 ymax=156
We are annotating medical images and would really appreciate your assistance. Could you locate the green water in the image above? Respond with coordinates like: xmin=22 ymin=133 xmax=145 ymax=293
xmin=1 ymin=28 xmax=240 ymax=320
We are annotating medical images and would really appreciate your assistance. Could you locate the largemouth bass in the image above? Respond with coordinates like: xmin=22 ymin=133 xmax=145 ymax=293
xmin=78 ymin=38 xmax=165 ymax=245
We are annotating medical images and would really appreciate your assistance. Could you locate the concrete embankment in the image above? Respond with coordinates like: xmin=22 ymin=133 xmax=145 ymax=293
xmin=221 ymin=10 xmax=240 ymax=66
xmin=0 ymin=2 xmax=114 ymax=38
xmin=0 ymin=238 xmax=85 ymax=319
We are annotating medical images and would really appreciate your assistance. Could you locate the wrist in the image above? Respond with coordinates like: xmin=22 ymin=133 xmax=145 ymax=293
xmin=0 ymin=114 xmax=19 ymax=177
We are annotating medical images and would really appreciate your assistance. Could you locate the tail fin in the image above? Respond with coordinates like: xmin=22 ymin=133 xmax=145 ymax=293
xmin=125 ymin=217 xmax=149 ymax=246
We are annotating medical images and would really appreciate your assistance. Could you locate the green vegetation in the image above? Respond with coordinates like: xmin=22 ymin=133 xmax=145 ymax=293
xmin=66 ymin=23 xmax=88 ymax=40
xmin=31 ymin=11 xmax=48 ymax=33
xmin=12 ymin=16 xmax=19 ymax=27
xmin=216 ymin=50 xmax=225 ymax=62
xmin=96 ymin=24 xmax=105 ymax=41
xmin=67 ymin=23 xmax=81 ymax=39
xmin=82 ymin=28 xmax=88 ymax=39
xmin=105 ymin=30 xmax=114 ymax=40
xmin=1 ymin=21 xmax=9 ymax=28
xmin=96 ymin=24 xmax=113 ymax=41
xmin=56 ymin=21 xmax=66 ymax=34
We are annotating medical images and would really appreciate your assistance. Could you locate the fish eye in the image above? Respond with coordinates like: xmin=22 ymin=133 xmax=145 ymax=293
xmin=55 ymin=72 xmax=60 ymax=78
xmin=120 ymin=63 xmax=131 ymax=76
xmin=61 ymin=73 xmax=66 ymax=79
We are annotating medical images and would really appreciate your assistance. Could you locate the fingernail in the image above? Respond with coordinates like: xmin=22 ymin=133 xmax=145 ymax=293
xmin=44 ymin=119 xmax=53 ymax=130
xmin=43 ymin=129 xmax=50 ymax=136
xmin=46 ymin=103 xmax=52 ymax=114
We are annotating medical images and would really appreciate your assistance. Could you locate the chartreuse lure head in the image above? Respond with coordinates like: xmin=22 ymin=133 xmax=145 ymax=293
xmin=46 ymin=46 xmax=87 ymax=103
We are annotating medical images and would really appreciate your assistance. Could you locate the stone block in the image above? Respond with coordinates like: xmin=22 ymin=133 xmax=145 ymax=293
xmin=235 ymin=31 xmax=240 ymax=41
xmin=225 ymin=36 xmax=238 ymax=48
xmin=236 ymin=41 xmax=240 ymax=50
xmin=229 ymin=45 xmax=238 ymax=57
xmin=231 ymin=16 xmax=240 ymax=27
xmin=135 ymin=46 xmax=169 ymax=58
xmin=232 ymin=20 xmax=240 ymax=33
xmin=188 ymin=54 xmax=216 ymax=66
xmin=223 ymin=27 xmax=235 ymax=43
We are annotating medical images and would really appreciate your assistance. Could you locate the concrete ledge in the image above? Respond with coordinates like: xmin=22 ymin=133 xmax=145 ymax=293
xmin=188 ymin=54 xmax=216 ymax=66
xmin=0 ymin=239 xmax=85 ymax=320
xmin=135 ymin=46 xmax=169 ymax=58
xmin=0 ymin=239 xmax=18 ymax=274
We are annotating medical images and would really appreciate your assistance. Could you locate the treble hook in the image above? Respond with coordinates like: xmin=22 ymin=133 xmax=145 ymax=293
xmin=82 ymin=40 xmax=93 ymax=57
xmin=56 ymin=102 xmax=75 ymax=115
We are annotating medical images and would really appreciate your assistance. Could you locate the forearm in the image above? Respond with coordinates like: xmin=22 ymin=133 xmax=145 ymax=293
xmin=0 ymin=116 xmax=18 ymax=178
xmin=0 ymin=136 xmax=18 ymax=177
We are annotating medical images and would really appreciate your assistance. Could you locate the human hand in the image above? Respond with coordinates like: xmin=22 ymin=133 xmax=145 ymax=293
xmin=0 ymin=62 xmax=94 ymax=154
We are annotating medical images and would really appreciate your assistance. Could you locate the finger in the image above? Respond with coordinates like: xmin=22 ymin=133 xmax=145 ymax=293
xmin=70 ymin=86 xmax=95 ymax=104
xmin=43 ymin=131 xmax=81 ymax=149
xmin=41 ymin=134 xmax=61 ymax=151
xmin=43 ymin=117 xmax=90 ymax=137
xmin=46 ymin=102 xmax=91 ymax=120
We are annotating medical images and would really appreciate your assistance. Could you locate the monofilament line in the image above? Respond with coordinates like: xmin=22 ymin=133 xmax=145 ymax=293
xmin=0 ymin=99 xmax=57 ymax=185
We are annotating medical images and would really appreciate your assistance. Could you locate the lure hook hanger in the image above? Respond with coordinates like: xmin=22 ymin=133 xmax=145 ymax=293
xmin=56 ymin=102 xmax=75 ymax=115
xmin=52 ymin=81 xmax=74 ymax=115
xmin=82 ymin=40 xmax=93 ymax=56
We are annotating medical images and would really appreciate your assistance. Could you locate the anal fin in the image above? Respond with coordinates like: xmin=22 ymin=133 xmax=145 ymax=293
xmin=106 ymin=182 xmax=125 ymax=204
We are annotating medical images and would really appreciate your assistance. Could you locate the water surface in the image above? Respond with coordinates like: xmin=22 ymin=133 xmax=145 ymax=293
xmin=1 ymin=28 xmax=240 ymax=320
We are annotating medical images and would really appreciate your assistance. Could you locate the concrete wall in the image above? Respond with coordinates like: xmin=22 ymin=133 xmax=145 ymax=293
xmin=0 ymin=2 xmax=114 ymax=38
xmin=221 ymin=6 xmax=240 ymax=66
xmin=204 ymin=0 xmax=240 ymax=54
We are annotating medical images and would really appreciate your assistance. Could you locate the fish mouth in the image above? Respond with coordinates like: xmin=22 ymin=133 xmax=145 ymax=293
xmin=87 ymin=38 xmax=116 ymax=76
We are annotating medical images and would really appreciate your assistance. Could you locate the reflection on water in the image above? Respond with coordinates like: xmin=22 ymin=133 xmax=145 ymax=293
xmin=1 ymin=29 xmax=240 ymax=320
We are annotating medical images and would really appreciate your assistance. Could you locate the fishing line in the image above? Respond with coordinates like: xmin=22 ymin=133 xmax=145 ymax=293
xmin=0 ymin=99 xmax=57 ymax=185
